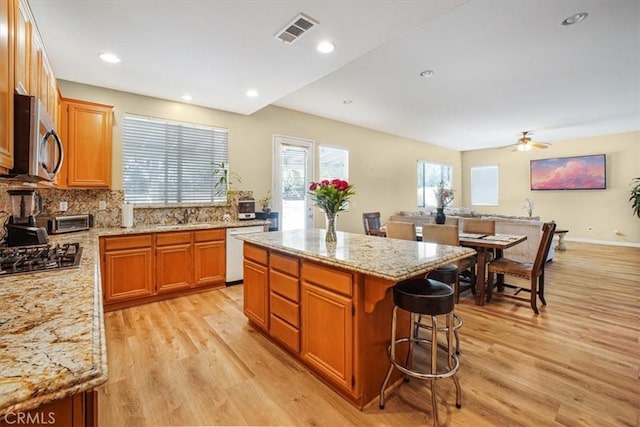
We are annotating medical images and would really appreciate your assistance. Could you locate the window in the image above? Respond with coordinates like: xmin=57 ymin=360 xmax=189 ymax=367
xmin=122 ymin=114 xmax=229 ymax=204
xmin=471 ymin=165 xmax=499 ymax=206
xmin=319 ymin=145 xmax=349 ymax=181
xmin=417 ymin=161 xmax=452 ymax=207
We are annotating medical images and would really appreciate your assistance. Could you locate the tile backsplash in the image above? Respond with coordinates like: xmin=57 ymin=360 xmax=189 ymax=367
xmin=0 ymin=183 xmax=252 ymax=229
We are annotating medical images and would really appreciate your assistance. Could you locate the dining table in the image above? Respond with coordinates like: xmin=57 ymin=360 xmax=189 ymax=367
xmin=415 ymin=228 xmax=527 ymax=306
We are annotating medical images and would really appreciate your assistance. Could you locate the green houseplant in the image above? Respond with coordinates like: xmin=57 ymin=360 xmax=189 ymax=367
xmin=212 ymin=162 xmax=242 ymax=198
xmin=630 ymin=177 xmax=640 ymax=219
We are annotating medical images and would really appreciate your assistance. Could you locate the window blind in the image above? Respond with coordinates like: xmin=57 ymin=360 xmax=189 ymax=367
xmin=122 ymin=114 xmax=229 ymax=204
xmin=471 ymin=165 xmax=499 ymax=206
xmin=319 ymin=146 xmax=349 ymax=181
xmin=281 ymin=145 xmax=308 ymax=200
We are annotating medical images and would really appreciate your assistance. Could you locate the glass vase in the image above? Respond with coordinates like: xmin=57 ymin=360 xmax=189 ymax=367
xmin=435 ymin=207 xmax=446 ymax=225
xmin=325 ymin=212 xmax=337 ymax=243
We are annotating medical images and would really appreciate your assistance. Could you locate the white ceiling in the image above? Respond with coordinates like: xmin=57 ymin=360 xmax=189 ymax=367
xmin=30 ymin=0 xmax=640 ymax=151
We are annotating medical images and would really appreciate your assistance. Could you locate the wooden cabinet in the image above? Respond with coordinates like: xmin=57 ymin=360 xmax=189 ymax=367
xmin=0 ymin=390 xmax=97 ymax=427
xmin=101 ymin=234 xmax=154 ymax=304
xmin=243 ymin=244 xmax=269 ymax=331
xmin=13 ymin=0 xmax=30 ymax=94
xmin=156 ymin=231 xmax=193 ymax=294
xmin=194 ymin=229 xmax=225 ymax=286
xmin=0 ymin=0 xmax=14 ymax=171
xmin=101 ymin=229 xmax=227 ymax=310
xmin=58 ymin=98 xmax=113 ymax=188
xmin=301 ymin=261 xmax=354 ymax=393
xmin=269 ymin=252 xmax=300 ymax=352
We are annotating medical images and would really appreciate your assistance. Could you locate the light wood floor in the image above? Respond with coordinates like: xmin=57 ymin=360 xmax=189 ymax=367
xmin=99 ymin=242 xmax=640 ymax=426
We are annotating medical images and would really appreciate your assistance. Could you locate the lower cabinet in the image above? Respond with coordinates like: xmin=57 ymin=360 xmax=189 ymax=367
xmin=101 ymin=234 xmax=154 ymax=304
xmin=0 ymin=390 xmax=97 ymax=427
xmin=243 ymin=244 xmax=269 ymax=331
xmin=241 ymin=247 xmax=355 ymax=395
xmin=301 ymin=262 xmax=354 ymax=393
xmin=156 ymin=231 xmax=193 ymax=294
xmin=100 ymin=228 xmax=226 ymax=311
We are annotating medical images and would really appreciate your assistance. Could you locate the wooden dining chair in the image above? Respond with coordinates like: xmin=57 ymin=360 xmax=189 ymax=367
xmin=462 ymin=218 xmax=495 ymax=235
xmin=486 ymin=222 xmax=556 ymax=314
xmin=385 ymin=221 xmax=416 ymax=241
xmin=362 ymin=212 xmax=385 ymax=236
xmin=421 ymin=224 xmax=476 ymax=302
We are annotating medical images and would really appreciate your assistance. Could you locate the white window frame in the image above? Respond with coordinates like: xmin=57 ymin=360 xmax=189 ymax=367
xmin=417 ymin=161 xmax=453 ymax=208
xmin=470 ymin=165 xmax=499 ymax=206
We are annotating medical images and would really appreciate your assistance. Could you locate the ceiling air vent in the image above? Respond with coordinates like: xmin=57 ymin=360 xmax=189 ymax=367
xmin=275 ymin=13 xmax=318 ymax=44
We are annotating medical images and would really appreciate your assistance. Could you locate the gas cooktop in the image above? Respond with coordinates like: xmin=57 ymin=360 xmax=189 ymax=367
xmin=0 ymin=243 xmax=83 ymax=276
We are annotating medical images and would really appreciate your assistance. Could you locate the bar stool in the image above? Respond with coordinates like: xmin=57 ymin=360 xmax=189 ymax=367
xmin=424 ymin=264 xmax=463 ymax=355
xmin=379 ymin=278 xmax=462 ymax=426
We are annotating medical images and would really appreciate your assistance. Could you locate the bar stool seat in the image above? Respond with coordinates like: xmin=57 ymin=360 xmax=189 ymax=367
xmin=379 ymin=278 xmax=462 ymax=426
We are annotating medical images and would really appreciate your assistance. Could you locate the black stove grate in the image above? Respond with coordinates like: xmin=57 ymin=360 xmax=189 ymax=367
xmin=0 ymin=243 xmax=83 ymax=276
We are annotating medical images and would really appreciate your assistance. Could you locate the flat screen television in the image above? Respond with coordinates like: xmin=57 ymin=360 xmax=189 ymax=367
xmin=530 ymin=154 xmax=606 ymax=190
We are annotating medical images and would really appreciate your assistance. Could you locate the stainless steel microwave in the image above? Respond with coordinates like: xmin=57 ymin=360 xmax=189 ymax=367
xmin=1 ymin=94 xmax=63 ymax=182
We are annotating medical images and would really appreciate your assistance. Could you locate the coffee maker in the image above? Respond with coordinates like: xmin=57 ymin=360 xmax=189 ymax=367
xmin=5 ymin=189 xmax=49 ymax=246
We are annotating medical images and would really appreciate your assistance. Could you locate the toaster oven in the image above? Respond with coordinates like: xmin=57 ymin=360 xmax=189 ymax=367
xmin=37 ymin=214 xmax=94 ymax=234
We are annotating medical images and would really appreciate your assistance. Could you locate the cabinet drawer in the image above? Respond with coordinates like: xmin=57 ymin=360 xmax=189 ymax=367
xmin=301 ymin=261 xmax=353 ymax=296
xmin=156 ymin=231 xmax=192 ymax=246
xmin=270 ymin=269 xmax=299 ymax=302
xmin=271 ymin=252 xmax=299 ymax=277
xmin=270 ymin=314 xmax=300 ymax=353
xmin=270 ymin=292 xmax=299 ymax=327
xmin=195 ymin=229 xmax=225 ymax=242
xmin=244 ymin=243 xmax=268 ymax=265
xmin=103 ymin=234 xmax=152 ymax=251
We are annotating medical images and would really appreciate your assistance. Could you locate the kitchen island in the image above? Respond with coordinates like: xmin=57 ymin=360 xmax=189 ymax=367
xmin=237 ymin=228 xmax=476 ymax=409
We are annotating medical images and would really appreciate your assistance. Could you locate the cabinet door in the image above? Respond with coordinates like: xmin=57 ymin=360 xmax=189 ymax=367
xmin=194 ymin=240 xmax=225 ymax=286
xmin=156 ymin=243 xmax=193 ymax=293
xmin=103 ymin=247 xmax=154 ymax=303
xmin=243 ymin=259 xmax=269 ymax=331
xmin=301 ymin=282 xmax=353 ymax=393
xmin=14 ymin=0 xmax=30 ymax=94
xmin=62 ymin=99 xmax=113 ymax=188
xmin=0 ymin=0 xmax=14 ymax=170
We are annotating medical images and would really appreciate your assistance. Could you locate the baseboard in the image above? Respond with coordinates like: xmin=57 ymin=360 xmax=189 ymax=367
xmin=564 ymin=237 xmax=640 ymax=248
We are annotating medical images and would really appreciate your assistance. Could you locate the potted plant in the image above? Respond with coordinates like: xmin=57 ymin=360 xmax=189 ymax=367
xmin=258 ymin=191 xmax=272 ymax=213
xmin=434 ymin=181 xmax=454 ymax=224
xmin=630 ymin=177 xmax=640 ymax=219
xmin=212 ymin=162 xmax=242 ymax=198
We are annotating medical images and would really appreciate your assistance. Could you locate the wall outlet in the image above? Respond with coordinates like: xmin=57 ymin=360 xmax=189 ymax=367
xmin=59 ymin=201 xmax=68 ymax=211
xmin=98 ymin=201 xmax=107 ymax=211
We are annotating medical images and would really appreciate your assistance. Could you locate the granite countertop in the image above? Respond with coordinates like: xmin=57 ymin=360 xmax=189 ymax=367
xmin=237 ymin=229 xmax=477 ymax=282
xmin=95 ymin=219 xmax=269 ymax=236
xmin=0 ymin=231 xmax=107 ymax=416
xmin=0 ymin=220 xmax=266 ymax=416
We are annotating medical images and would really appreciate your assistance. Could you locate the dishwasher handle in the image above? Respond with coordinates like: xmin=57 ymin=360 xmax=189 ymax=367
xmin=228 ymin=228 xmax=264 ymax=236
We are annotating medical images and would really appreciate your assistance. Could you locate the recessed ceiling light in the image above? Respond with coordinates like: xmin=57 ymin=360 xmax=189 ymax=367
xmin=98 ymin=52 xmax=121 ymax=63
xmin=317 ymin=41 xmax=335 ymax=54
xmin=419 ymin=70 xmax=434 ymax=78
xmin=246 ymin=89 xmax=259 ymax=98
xmin=561 ymin=12 xmax=588 ymax=26
xmin=343 ymin=100 xmax=352 ymax=104
xmin=181 ymin=94 xmax=193 ymax=101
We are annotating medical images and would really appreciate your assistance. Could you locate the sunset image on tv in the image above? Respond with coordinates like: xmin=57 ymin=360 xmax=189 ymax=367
xmin=530 ymin=154 xmax=606 ymax=190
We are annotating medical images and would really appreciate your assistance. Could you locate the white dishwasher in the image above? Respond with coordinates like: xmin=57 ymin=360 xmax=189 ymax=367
xmin=226 ymin=226 xmax=265 ymax=284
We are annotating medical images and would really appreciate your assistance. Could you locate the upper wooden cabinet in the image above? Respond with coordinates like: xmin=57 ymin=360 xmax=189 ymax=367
xmin=58 ymin=98 xmax=113 ymax=188
xmin=13 ymin=0 xmax=30 ymax=94
xmin=0 ymin=0 xmax=15 ymax=171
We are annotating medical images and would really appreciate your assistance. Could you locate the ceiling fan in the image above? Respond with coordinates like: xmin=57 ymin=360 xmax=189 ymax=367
xmin=512 ymin=131 xmax=552 ymax=152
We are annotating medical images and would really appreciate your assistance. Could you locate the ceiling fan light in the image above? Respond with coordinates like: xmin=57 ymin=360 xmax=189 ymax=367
xmin=517 ymin=143 xmax=532 ymax=152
